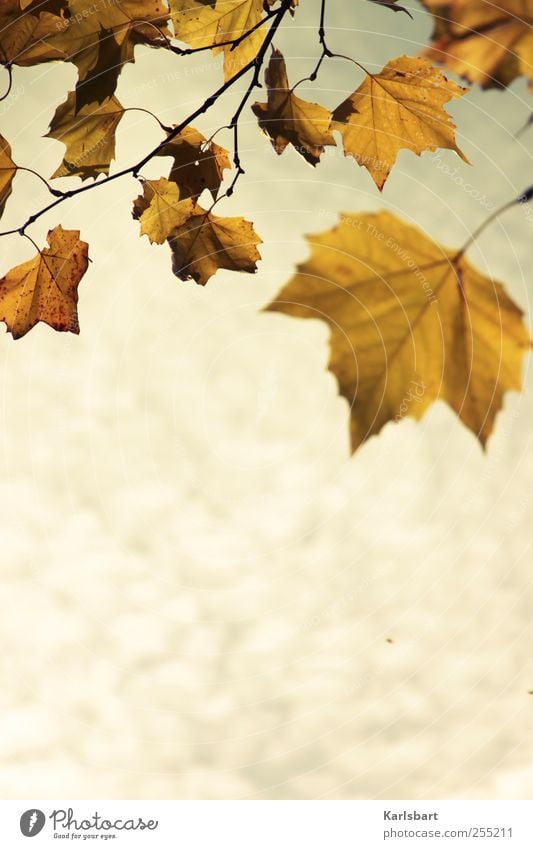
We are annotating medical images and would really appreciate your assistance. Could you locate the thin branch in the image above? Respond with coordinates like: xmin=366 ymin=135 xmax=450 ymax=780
xmin=291 ymin=0 xmax=371 ymax=92
xmin=318 ymin=0 xmax=328 ymax=52
xmin=214 ymin=1 xmax=294 ymax=206
xmin=0 ymin=0 xmax=294 ymax=240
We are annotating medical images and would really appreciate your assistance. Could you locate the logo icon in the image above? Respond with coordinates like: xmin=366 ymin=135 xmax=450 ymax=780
xmin=20 ymin=810 xmax=46 ymax=837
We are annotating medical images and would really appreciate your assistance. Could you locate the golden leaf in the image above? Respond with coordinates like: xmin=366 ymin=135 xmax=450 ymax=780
xmin=46 ymin=92 xmax=125 ymax=180
xmin=0 ymin=225 xmax=89 ymax=339
xmin=132 ymin=178 xmax=195 ymax=244
xmin=156 ymin=125 xmax=231 ymax=199
xmin=0 ymin=134 xmax=17 ymax=219
xmin=421 ymin=1 xmax=533 ymax=90
xmin=331 ymin=55 xmax=469 ymax=190
xmin=267 ymin=211 xmax=531 ymax=452
xmin=170 ymin=0 xmax=267 ymax=81
xmin=252 ymin=47 xmax=336 ymax=166
xmin=168 ymin=204 xmax=262 ymax=285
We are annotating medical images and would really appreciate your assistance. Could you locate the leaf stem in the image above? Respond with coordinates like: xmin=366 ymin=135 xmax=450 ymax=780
xmin=455 ymin=187 xmax=533 ymax=259
xmin=0 ymin=63 xmax=12 ymax=102
xmin=123 ymin=107 xmax=173 ymax=133
xmin=21 ymin=231 xmax=42 ymax=256
xmin=139 ymin=7 xmax=280 ymax=58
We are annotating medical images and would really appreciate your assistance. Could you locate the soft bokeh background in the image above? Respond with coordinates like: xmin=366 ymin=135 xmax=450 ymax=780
xmin=0 ymin=0 xmax=532 ymax=799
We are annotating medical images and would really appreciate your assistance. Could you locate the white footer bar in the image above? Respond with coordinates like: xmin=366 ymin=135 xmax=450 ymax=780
xmin=2 ymin=800 xmax=532 ymax=848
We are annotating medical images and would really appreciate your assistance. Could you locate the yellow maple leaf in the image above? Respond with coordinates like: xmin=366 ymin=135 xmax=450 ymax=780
xmin=331 ymin=55 xmax=469 ymax=190
xmin=0 ymin=225 xmax=89 ymax=339
xmin=168 ymin=204 xmax=262 ymax=285
xmin=170 ymin=0 xmax=267 ymax=81
xmin=132 ymin=178 xmax=196 ymax=244
xmin=421 ymin=1 xmax=533 ymax=90
xmin=46 ymin=92 xmax=125 ymax=180
xmin=0 ymin=134 xmax=17 ymax=219
xmin=252 ymin=47 xmax=336 ymax=166
xmin=156 ymin=125 xmax=231 ymax=199
xmin=267 ymin=211 xmax=531 ymax=452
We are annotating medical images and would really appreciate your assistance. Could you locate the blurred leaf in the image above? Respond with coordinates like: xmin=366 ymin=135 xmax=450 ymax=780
xmin=421 ymin=0 xmax=533 ymax=90
xmin=267 ymin=211 xmax=531 ymax=452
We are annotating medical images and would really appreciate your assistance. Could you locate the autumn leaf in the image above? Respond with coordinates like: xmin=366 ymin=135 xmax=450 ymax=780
xmin=252 ymin=47 xmax=336 ymax=166
xmin=421 ymin=1 xmax=533 ymax=90
xmin=156 ymin=125 xmax=231 ymax=199
xmin=132 ymin=178 xmax=195 ymax=244
xmin=48 ymin=0 xmax=171 ymax=109
xmin=170 ymin=0 xmax=267 ymax=81
xmin=331 ymin=55 xmax=469 ymax=190
xmin=0 ymin=135 xmax=17 ymax=219
xmin=168 ymin=205 xmax=262 ymax=285
xmin=0 ymin=1 xmax=68 ymax=66
xmin=46 ymin=92 xmax=125 ymax=179
xmin=267 ymin=211 xmax=531 ymax=452
xmin=0 ymin=225 xmax=89 ymax=339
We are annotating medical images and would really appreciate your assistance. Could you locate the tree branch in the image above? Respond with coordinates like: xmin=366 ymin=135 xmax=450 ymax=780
xmin=0 ymin=0 xmax=293 ymax=240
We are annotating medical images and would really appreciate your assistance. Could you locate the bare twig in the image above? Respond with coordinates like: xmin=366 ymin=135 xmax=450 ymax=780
xmin=0 ymin=63 xmax=13 ymax=102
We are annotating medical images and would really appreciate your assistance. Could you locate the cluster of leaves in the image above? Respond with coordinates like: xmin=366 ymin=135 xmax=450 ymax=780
xmin=0 ymin=0 xmax=531 ymax=454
